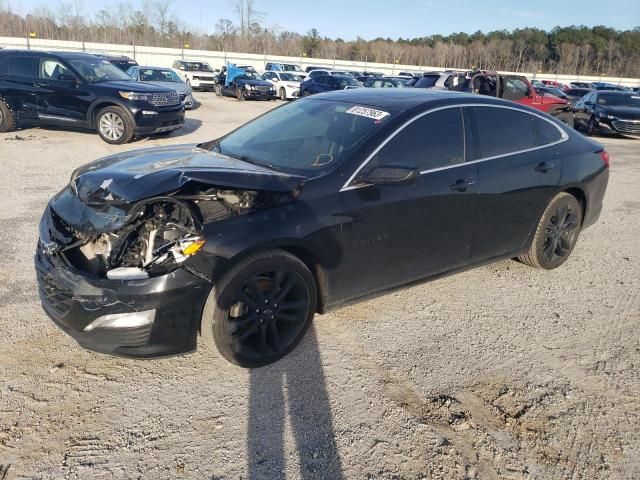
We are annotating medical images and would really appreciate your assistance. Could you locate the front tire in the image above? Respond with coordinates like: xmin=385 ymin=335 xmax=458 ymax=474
xmin=201 ymin=250 xmax=317 ymax=367
xmin=518 ymin=192 xmax=582 ymax=269
xmin=0 ymin=98 xmax=15 ymax=133
xmin=214 ymin=83 xmax=222 ymax=96
xmin=280 ymin=88 xmax=287 ymax=101
xmin=236 ymin=88 xmax=245 ymax=101
xmin=96 ymin=106 xmax=134 ymax=144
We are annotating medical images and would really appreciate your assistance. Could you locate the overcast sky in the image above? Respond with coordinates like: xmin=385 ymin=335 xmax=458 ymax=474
xmin=10 ymin=0 xmax=640 ymax=40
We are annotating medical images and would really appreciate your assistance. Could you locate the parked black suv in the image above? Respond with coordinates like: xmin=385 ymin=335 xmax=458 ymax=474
xmin=0 ymin=50 xmax=185 ymax=144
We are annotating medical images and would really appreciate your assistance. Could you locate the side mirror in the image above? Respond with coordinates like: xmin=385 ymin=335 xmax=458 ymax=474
xmin=362 ymin=164 xmax=420 ymax=186
xmin=179 ymin=66 xmax=185 ymax=71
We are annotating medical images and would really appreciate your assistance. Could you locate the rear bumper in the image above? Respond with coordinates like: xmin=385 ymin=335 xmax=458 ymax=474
xmin=35 ymin=247 xmax=210 ymax=358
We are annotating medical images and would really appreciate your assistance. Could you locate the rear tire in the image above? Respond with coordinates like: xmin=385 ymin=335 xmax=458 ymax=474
xmin=518 ymin=192 xmax=582 ymax=270
xmin=0 ymin=98 xmax=15 ymax=133
xmin=96 ymin=106 xmax=134 ymax=144
xmin=201 ymin=249 xmax=317 ymax=368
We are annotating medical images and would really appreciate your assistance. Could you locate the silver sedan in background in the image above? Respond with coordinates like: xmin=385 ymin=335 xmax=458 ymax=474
xmin=127 ymin=66 xmax=195 ymax=109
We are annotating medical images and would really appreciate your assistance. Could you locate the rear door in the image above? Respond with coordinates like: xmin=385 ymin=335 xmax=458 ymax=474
xmin=466 ymin=105 xmax=565 ymax=261
xmin=335 ymin=107 xmax=479 ymax=301
xmin=0 ymin=54 xmax=41 ymax=123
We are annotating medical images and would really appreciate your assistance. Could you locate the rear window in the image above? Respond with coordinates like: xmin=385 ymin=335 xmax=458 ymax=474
xmin=471 ymin=106 xmax=535 ymax=159
xmin=531 ymin=115 xmax=563 ymax=146
xmin=2 ymin=56 xmax=38 ymax=78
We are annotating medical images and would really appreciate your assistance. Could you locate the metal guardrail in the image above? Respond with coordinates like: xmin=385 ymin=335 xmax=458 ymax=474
xmin=2 ymin=36 xmax=639 ymax=87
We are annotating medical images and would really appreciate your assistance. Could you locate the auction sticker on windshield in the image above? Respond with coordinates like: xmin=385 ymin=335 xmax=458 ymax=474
xmin=346 ymin=106 xmax=390 ymax=121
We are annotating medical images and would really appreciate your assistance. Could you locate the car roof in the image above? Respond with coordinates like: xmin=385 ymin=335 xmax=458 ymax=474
xmin=0 ymin=49 xmax=100 ymax=59
xmin=312 ymin=88 xmax=514 ymax=111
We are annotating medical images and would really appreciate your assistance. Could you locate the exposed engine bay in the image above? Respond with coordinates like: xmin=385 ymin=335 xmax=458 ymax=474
xmin=47 ymin=186 xmax=297 ymax=280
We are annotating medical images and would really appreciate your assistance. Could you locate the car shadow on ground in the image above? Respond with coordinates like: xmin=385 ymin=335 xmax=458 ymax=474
xmin=246 ymin=325 xmax=344 ymax=480
xmin=139 ymin=117 xmax=203 ymax=142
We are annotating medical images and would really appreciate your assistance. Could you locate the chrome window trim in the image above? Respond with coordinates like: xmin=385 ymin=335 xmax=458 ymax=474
xmin=340 ymin=103 xmax=569 ymax=192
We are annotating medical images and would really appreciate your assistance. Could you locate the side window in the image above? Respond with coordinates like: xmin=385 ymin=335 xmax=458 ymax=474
xmin=39 ymin=58 xmax=72 ymax=81
xmin=501 ymin=77 xmax=529 ymax=101
xmin=471 ymin=107 xmax=535 ymax=159
xmin=265 ymin=63 xmax=273 ymax=70
xmin=372 ymin=108 xmax=465 ymax=172
xmin=531 ymin=115 xmax=563 ymax=146
xmin=5 ymin=56 xmax=38 ymax=78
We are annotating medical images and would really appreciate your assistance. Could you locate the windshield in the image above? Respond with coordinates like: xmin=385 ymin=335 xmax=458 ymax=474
xmin=335 ymin=77 xmax=362 ymax=88
xmin=414 ymin=75 xmax=440 ymax=88
xmin=237 ymin=72 xmax=263 ymax=81
xmin=597 ymin=93 xmax=640 ymax=107
xmin=280 ymin=73 xmax=304 ymax=82
xmin=139 ymin=68 xmax=182 ymax=83
xmin=184 ymin=62 xmax=213 ymax=72
xmin=216 ymin=99 xmax=396 ymax=175
xmin=282 ymin=64 xmax=302 ymax=72
xmin=68 ymin=58 xmax=133 ymax=83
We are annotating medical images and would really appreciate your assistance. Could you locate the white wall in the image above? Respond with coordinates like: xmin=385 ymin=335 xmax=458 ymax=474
xmin=2 ymin=36 xmax=639 ymax=88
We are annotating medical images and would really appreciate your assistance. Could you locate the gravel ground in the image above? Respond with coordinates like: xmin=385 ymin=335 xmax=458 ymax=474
xmin=0 ymin=93 xmax=638 ymax=480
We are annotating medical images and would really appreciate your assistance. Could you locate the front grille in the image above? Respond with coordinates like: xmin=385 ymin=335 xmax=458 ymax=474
xmin=612 ymin=120 xmax=640 ymax=135
xmin=256 ymin=86 xmax=271 ymax=92
xmin=193 ymin=76 xmax=214 ymax=81
xmin=36 ymin=267 xmax=73 ymax=318
xmin=149 ymin=92 xmax=180 ymax=107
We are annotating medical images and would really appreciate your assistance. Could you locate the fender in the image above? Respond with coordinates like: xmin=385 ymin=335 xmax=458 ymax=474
xmin=86 ymin=97 xmax=136 ymax=126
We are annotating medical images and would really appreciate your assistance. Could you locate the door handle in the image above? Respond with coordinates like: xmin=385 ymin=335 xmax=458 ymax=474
xmin=450 ymin=177 xmax=476 ymax=192
xmin=35 ymin=82 xmax=49 ymax=88
xmin=534 ymin=162 xmax=555 ymax=173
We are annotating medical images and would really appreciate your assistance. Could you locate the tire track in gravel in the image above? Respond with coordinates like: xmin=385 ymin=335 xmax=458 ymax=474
xmin=563 ymin=288 xmax=639 ymax=480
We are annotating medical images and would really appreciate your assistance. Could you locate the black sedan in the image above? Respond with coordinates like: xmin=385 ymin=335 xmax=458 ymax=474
xmin=215 ymin=71 xmax=276 ymax=101
xmin=574 ymin=90 xmax=640 ymax=137
xmin=36 ymin=90 xmax=609 ymax=367
xmin=299 ymin=74 xmax=362 ymax=96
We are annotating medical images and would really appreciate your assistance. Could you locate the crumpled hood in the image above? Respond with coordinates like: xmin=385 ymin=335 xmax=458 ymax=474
xmin=72 ymin=144 xmax=306 ymax=205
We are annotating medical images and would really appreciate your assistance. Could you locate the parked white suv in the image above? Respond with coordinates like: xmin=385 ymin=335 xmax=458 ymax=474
xmin=172 ymin=60 xmax=218 ymax=91
xmin=262 ymin=71 xmax=305 ymax=100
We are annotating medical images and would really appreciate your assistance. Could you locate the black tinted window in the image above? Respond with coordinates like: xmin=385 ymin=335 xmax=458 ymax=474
xmin=5 ymin=56 xmax=37 ymax=77
xmin=414 ymin=75 xmax=439 ymax=88
xmin=532 ymin=115 xmax=562 ymax=146
xmin=373 ymin=108 xmax=465 ymax=171
xmin=471 ymin=107 xmax=535 ymax=158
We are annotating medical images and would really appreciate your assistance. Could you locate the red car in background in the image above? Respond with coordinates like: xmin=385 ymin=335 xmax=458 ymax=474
xmin=470 ymin=72 xmax=575 ymax=127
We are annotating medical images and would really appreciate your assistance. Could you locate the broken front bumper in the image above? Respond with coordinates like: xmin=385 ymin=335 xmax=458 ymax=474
xmin=35 ymin=247 xmax=210 ymax=358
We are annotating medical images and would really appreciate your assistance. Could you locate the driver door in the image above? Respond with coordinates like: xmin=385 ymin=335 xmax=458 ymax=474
xmin=332 ymin=107 xmax=479 ymax=302
xmin=36 ymin=56 xmax=91 ymax=124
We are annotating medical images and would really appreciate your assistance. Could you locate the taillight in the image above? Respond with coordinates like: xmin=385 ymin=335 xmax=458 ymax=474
xmin=599 ymin=150 xmax=610 ymax=168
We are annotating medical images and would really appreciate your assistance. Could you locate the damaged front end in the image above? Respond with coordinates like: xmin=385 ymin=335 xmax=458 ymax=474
xmin=35 ymin=145 xmax=305 ymax=357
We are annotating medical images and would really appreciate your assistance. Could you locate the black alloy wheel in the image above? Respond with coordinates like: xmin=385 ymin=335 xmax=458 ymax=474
xmin=201 ymin=250 xmax=317 ymax=367
xmin=518 ymin=192 xmax=582 ymax=269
